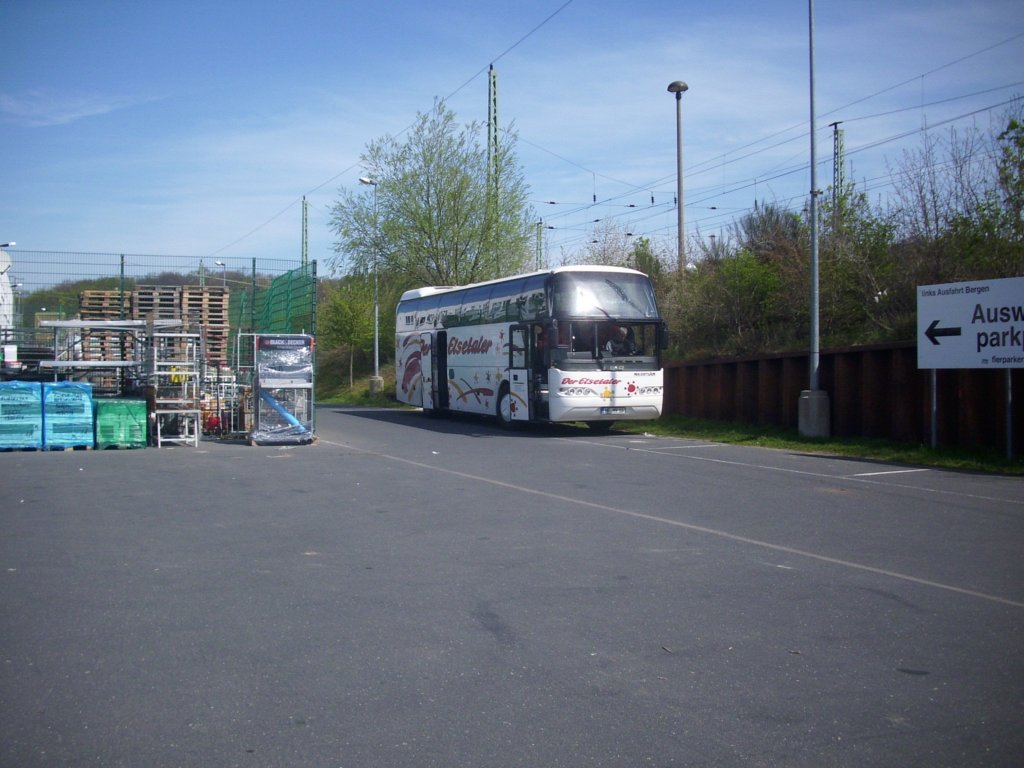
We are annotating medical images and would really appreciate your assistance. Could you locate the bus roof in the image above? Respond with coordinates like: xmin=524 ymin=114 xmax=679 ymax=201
xmin=397 ymin=264 xmax=648 ymax=303
xmin=398 ymin=285 xmax=455 ymax=301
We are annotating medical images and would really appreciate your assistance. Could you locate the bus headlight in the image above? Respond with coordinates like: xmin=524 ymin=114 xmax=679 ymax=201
xmin=558 ymin=386 xmax=596 ymax=397
xmin=635 ymin=386 xmax=662 ymax=396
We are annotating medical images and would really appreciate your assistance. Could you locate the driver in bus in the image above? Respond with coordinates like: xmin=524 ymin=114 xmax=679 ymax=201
xmin=605 ymin=325 xmax=635 ymax=356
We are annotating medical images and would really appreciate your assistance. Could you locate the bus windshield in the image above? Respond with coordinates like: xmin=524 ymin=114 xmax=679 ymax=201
xmin=551 ymin=271 xmax=659 ymax=320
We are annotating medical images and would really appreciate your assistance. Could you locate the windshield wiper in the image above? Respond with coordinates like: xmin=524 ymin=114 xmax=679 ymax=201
xmin=604 ymin=279 xmax=645 ymax=316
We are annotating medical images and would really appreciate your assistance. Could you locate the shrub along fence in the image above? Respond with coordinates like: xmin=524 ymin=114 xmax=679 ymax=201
xmin=663 ymin=342 xmax=1023 ymax=456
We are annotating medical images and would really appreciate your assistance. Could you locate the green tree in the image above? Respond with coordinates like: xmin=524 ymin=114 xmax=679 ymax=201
xmin=666 ymin=246 xmax=787 ymax=358
xmin=735 ymin=202 xmax=809 ymax=347
xmin=317 ymin=277 xmax=375 ymax=389
xmin=567 ymin=221 xmax=634 ymax=267
xmin=626 ymin=237 xmax=669 ymax=283
xmin=329 ymin=99 xmax=535 ymax=288
xmin=821 ymin=185 xmax=903 ymax=343
xmin=899 ymin=104 xmax=1024 ymax=288
xmin=997 ymin=115 xmax=1024 ymax=242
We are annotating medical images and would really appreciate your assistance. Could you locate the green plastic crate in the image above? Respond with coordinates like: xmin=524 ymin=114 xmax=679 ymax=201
xmin=94 ymin=399 xmax=148 ymax=449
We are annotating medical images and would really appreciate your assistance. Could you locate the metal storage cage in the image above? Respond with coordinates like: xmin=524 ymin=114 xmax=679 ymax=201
xmin=250 ymin=334 xmax=314 ymax=446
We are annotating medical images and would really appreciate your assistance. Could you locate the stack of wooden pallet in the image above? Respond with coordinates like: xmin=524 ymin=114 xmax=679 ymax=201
xmin=133 ymin=286 xmax=183 ymax=320
xmin=182 ymin=287 xmax=230 ymax=365
xmin=133 ymin=286 xmax=231 ymax=366
xmin=77 ymin=290 xmax=132 ymax=362
xmin=75 ymin=286 xmax=232 ymax=365
xmin=79 ymin=290 xmax=129 ymax=321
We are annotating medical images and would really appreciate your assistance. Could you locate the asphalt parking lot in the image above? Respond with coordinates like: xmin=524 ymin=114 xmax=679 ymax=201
xmin=2 ymin=406 xmax=1022 ymax=767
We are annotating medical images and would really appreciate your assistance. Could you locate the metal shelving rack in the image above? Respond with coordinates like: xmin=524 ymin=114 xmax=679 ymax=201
xmin=148 ymin=328 xmax=203 ymax=447
xmin=37 ymin=319 xmax=155 ymax=396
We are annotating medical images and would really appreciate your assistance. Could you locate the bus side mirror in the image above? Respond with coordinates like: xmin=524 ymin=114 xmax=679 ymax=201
xmin=659 ymin=322 xmax=670 ymax=350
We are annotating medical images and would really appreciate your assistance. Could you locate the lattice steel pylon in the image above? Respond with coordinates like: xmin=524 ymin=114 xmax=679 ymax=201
xmin=487 ymin=64 xmax=500 ymax=273
xmin=488 ymin=64 xmax=499 ymax=183
xmin=301 ymin=196 xmax=309 ymax=267
xmin=830 ymin=121 xmax=845 ymax=223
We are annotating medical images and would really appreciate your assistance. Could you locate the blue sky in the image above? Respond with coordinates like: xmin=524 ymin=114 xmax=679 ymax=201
xmin=2 ymin=0 xmax=1022 ymax=288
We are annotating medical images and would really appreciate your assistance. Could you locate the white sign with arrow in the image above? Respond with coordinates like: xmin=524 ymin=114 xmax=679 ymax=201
xmin=917 ymin=276 xmax=1024 ymax=369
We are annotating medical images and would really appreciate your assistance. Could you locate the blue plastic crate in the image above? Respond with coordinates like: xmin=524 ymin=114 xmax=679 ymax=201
xmin=43 ymin=382 xmax=95 ymax=449
xmin=0 ymin=382 xmax=43 ymax=450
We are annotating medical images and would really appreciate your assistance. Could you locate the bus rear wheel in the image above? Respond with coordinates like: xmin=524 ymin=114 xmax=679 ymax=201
xmin=496 ymin=383 xmax=514 ymax=428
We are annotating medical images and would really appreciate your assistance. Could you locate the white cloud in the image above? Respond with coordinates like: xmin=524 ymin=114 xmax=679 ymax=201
xmin=3 ymin=0 xmax=1022 ymax=274
xmin=0 ymin=89 xmax=159 ymax=127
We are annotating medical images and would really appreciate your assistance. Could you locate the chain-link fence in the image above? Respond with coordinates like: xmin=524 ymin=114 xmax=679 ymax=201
xmin=1 ymin=249 xmax=316 ymax=370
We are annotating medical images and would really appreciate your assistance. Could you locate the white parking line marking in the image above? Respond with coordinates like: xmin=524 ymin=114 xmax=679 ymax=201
xmin=853 ymin=468 xmax=931 ymax=477
xmin=320 ymin=437 xmax=1024 ymax=609
xmin=566 ymin=438 xmax=1023 ymax=506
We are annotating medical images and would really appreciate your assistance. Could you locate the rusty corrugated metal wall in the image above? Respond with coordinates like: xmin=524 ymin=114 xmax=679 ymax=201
xmin=664 ymin=343 xmax=1024 ymax=455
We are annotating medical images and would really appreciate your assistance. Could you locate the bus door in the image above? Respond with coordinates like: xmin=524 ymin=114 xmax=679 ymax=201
xmin=432 ymin=330 xmax=449 ymax=410
xmin=508 ymin=325 xmax=531 ymax=421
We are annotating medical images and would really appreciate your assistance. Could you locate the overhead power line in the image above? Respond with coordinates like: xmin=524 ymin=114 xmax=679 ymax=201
xmin=208 ymin=16 xmax=1022 ymax=261
xmin=206 ymin=1 xmax=577 ymax=259
xmin=445 ymin=0 xmax=576 ymax=102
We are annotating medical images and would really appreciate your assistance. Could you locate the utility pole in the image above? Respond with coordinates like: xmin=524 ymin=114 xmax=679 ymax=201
xmin=798 ymin=0 xmax=830 ymax=438
xmin=487 ymin=64 xmax=500 ymax=276
xmin=536 ymin=220 xmax=542 ymax=271
xmin=667 ymin=81 xmax=689 ymax=272
xmin=358 ymin=178 xmax=382 ymax=394
xmin=830 ymin=121 xmax=845 ymax=232
xmin=487 ymin=64 xmax=499 ymax=181
xmin=301 ymin=196 xmax=309 ymax=267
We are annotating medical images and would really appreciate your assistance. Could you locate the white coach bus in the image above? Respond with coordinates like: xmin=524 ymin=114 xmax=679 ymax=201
xmin=394 ymin=265 xmax=667 ymax=430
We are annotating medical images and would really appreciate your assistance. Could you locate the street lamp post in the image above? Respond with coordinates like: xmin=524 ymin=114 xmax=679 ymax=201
xmin=214 ymin=260 xmax=227 ymax=290
xmin=667 ymin=81 xmax=688 ymax=272
xmin=797 ymin=0 xmax=830 ymax=438
xmin=12 ymin=283 xmax=22 ymax=328
xmin=359 ymin=176 xmax=383 ymax=395
xmin=1 ymin=244 xmax=15 ymax=331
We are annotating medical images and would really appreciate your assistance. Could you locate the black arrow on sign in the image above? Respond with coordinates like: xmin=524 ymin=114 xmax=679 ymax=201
xmin=925 ymin=319 xmax=962 ymax=345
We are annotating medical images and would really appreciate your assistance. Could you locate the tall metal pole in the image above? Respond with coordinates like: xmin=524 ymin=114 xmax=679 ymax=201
xmin=536 ymin=220 xmax=543 ymax=271
xmin=373 ymin=186 xmax=379 ymax=386
xmin=808 ymin=0 xmax=820 ymax=392
xmin=829 ymin=120 xmax=845 ymax=228
xmin=360 ymin=176 xmax=382 ymax=393
xmin=668 ymin=81 xmax=688 ymax=272
xmin=12 ymin=284 xmax=21 ymax=328
xmin=302 ymin=196 xmax=309 ymax=267
xmin=798 ymin=0 xmax=829 ymax=438
xmin=1007 ymin=369 xmax=1014 ymax=461
xmin=251 ymin=258 xmax=257 ymax=334
xmin=488 ymin=64 xmax=500 ymax=276
xmin=119 ymin=253 xmax=126 ymax=320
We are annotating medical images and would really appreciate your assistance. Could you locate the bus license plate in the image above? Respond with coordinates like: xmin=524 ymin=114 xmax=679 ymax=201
xmin=601 ymin=407 xmax=627 ymax=415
